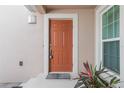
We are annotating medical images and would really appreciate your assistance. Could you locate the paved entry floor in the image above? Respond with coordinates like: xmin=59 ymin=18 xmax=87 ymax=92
xmin=21 ymin=74 xmax=77 ymax=88
xmin=0 ymin=82 xmax=22 ymax=88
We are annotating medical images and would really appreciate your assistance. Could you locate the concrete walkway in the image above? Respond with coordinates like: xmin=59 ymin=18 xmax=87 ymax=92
xmin=21 ymin=74 xmax=77 ymax=88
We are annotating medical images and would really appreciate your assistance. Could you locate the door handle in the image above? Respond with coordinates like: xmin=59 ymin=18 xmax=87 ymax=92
xmin=49 ymin=49 xmax=53 ymax=59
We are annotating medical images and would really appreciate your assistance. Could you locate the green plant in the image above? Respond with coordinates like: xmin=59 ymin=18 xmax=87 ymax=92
xmin=74 ymin=62 xmax=120 ymax=88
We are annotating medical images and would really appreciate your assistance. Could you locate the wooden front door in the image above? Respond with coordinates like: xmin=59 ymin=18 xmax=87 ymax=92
xmin=49 ymin=20 xmax=73 ymax=72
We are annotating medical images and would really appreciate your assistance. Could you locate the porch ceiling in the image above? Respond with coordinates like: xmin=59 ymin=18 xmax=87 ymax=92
xmin=25 ymin=5 xmax=97 ymax=14
xmin=45 ymin=5 xmax=96 ymax=10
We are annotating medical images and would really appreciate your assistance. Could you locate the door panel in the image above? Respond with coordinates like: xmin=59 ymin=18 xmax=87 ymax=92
xmin=49 ymin=20 xmax=73 ymax=72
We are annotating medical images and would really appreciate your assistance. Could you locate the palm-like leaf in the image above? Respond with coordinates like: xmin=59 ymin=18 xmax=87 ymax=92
xmin=74 ymin=80 xmax=84 ymax=88
xmin=83 ymin=62 xmax=93 ymax=79
xmin=110 ymin=77 xmax=120 ymax=86
xmin=75 ymin=62 xmax=120 ymax=88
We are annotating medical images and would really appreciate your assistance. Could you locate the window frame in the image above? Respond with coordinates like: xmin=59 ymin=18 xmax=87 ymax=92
xmin=100 ymin=5 xmax=120 ymax=75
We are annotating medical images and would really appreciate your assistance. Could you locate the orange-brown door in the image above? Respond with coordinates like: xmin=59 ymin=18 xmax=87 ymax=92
xmin=49 ymin=20 xmax=73 ymax=72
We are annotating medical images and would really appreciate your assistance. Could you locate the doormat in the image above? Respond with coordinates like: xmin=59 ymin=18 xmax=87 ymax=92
xmin=46 ymin=73 xmax=71 ymax=79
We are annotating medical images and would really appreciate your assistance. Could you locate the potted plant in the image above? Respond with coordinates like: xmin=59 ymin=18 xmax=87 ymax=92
xmin=74 ymin=62 xmax=120 ymax=88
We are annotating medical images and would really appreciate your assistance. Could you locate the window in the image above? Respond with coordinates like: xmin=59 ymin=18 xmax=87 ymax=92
xmin=102 ymin=5 xmax=120 ymax=73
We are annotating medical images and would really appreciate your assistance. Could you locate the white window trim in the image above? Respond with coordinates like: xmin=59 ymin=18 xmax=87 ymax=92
xmin=95 ymin=5 xmax=110 ymax=68
xmin=120 ymin=6 xmax=124 ymax=87
xmin=95 ymin=5 xmax=120 ymax=77
xmin=101 ymin=5 xmax=120 ymax=74
xmin=96 ymin=5 xmax=124 ymax=87
xmin=43 ymin=14 xmax=78 ymax=78
xmin=102 ymin=38 xmax=120 ymax=42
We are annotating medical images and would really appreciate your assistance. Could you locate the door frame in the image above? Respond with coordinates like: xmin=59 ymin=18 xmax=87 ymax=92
xmin=43 ymin=14 xmax=78 ymax=77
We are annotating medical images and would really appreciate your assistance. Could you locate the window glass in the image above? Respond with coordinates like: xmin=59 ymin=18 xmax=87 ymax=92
xmin=102 ymin=26 xmax=108 ymax=39
xmin=102 ymin=5 xmax=120 ymax=39
xmin=114 ymin=20 xmax=119 ymax=37
xmin=108 ymin=7 xmax=113 ymax=24
xmin=114 ymin=5 xmax=120 ymax=20
xmin=102 ymin=5 xmax=120 ymax=74
xmin=108 ymin=23 xmax=113 ymax=38
xmin=103 ymin=41 xmax=120 ymax=73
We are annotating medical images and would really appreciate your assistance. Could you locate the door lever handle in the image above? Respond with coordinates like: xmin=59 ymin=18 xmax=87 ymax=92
xmin=49 ymin=49 xmax=53 ymax=59
xmin=49 ymin=55 xmax=53 ymax=59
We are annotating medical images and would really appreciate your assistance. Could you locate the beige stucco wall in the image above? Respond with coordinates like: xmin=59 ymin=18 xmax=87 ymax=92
xmin=0 ymin=6 xmax=44 ymax=83
xmin=0 ymin=6 xmax=95 ymax=82
xmin=48 ymin=9 xmax=95 ymax=72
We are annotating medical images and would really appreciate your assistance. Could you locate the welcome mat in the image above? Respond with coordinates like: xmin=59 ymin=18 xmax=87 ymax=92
xmin=46 ymin=73 xmax=71 ymax=79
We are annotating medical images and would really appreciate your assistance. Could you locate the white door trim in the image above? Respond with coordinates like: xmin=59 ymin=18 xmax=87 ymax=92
xmin=43 ymin=14 xmax=78 ymax=78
